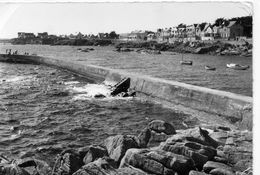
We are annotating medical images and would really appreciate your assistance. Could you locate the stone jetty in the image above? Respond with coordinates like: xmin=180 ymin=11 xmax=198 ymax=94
xmin=0 ymin=120 xmax=252 ymax=175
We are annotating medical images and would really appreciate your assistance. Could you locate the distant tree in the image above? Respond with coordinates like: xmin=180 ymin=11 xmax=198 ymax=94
xmin=214 ymin=18 xmax=225 ymax=26
xmin=109 ymin=31 xmax=119 ymax=39
xmin=177 ymin=23 xmax=186 ymax=28
xmin=199 ymin=22 xmax=207 ymax=30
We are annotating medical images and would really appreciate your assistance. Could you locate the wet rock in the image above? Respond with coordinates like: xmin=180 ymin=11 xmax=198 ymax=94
xmin=102 ymin=135 xmax=139 ymax=164
xmin=148 ymin=120 xmax=176 ymax=135
xmin=53 ymin=149 xmax=84 ymax=175
xmin=209 ymin=168 xmax=235 ymax=175
xmin=83 ymin=145 xmax=108 ymax=165
xmin=137 ymin=128 xmax=151 ymax=148
xmin=203 ymin=161 xmax=232 ymax=173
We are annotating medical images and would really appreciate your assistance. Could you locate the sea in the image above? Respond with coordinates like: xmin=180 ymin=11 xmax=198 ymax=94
xmin=0 ymin=43 xmax=252 ymax=165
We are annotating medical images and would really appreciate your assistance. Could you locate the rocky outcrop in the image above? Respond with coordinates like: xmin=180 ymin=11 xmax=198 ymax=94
xmin=2 ymin=120 xmax=252 ymax=175
xmin=102 ymin=135 xmax=139 ymax=164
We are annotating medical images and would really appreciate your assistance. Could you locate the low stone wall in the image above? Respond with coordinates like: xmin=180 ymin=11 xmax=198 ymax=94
xmin=0 ymin=54 xmax=253 ymax=130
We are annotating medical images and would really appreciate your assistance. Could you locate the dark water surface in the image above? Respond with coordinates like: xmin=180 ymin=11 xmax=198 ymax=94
xmin=0 ymin=62 xmax=191 ymax=164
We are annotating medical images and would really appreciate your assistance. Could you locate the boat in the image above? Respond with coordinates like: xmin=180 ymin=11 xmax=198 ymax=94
xmin=226 ymin=63 xmax=249 ymax=70
xmin=180 ymin=53 xmax=192 ymax=65
xmin=205 ymin=65 xmax=216 ymax=71
xmin=180 ymin=61 xmax=193 ymax=65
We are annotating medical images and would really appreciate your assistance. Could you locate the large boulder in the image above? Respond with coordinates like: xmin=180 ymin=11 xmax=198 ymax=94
xmin=120 ymin=148 xmax=177 ymax=175
xmin=137 ymin=128 xmax=151 ymax=148
xmin=148 ymin=120 xmax=176 ymax=135
xmin=18 ymin=158 xmax=52 ymax=175
xmin=102 ymin=135 xmax=139 ymax=164
xmin=83 ymin=145 xmax=108 ymax=165
xmin=52 ymin=149 xmax=84 ymax=175
xmin=159 ymin=142 xmax=208 ymax=170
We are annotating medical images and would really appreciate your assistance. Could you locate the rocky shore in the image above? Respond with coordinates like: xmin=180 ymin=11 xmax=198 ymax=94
xmin=0 ymin=120 xmax=252 ymax=175
xmin=115 ymin=40 xmax=252 ymax=57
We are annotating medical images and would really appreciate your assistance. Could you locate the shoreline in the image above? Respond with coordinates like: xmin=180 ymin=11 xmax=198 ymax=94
xmin=7 ymin=39 xmax=253 ymax=57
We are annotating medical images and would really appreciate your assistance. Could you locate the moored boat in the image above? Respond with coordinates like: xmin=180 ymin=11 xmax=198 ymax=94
xmin=180 ymin=61 xmax=193 ymax=65
xmin=226 ymin=63 xmax=249 ymax=70
xmin=205 ymin=65 xmax=216 ymax=71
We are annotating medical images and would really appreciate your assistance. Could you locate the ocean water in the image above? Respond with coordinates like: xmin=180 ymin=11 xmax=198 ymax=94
xmin=0 ymin=61 xmax=192 ymax=164
xmin=0 ymin=44 xmax=252 ymax=96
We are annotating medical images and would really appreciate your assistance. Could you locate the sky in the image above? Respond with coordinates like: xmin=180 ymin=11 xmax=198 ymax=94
xmin=0 ymin=1 xmax=253 ymax=38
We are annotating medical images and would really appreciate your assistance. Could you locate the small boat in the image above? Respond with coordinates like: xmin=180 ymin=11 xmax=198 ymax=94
xmin=205 ymin=65 xmax=216 ymax=71
xmin=226 ymin=63 xmax=249 ymax=70
xmin=180 ymin=61 xmax=193 ymax=65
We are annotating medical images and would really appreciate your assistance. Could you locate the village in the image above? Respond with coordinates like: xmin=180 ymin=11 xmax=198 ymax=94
xmin=13 ymin=16 xmax=252 ymax=45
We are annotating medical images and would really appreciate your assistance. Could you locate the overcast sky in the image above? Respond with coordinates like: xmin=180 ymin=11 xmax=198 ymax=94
xmin=0 ymin=2 xmax=253 ymax=38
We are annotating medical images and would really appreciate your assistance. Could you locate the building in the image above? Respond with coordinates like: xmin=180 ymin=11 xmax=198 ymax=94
xmin=200 ymin=23 xmax=214 ymax=40
xmin=219 ymin=21 xmax=244 ymax=39
xmin=212 ymin=25 xmax=221 ymax=38
xmin=186 ymin=24 xmax=197 ymax=41
xmin=157 ymin=28 xmax=172 ymax=43
xmin=37 ymin=32 xmax=48 ymax=39
xmin=18 ymin=32 xmax=36 ymax=39
xmin=147 ymin=32 xmax=156 ymax=41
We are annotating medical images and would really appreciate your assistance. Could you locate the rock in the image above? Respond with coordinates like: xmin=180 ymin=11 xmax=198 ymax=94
xmin=73 ymin=157 xmax=117 ymax=175
xmin=117 ymin=164 xmax=149 ymax=175
xmin=120 ymin=148 xmax=177 ymax=175
xmin=53 ymin=150 xmax=84 ymax=175
xmin=148 ymin=130 xmax=171 ymax=147
xmin=184 ymin=142 xmax=217 ymax=160
xmin=189 ymin=170 xmax=209 ymax=175
xmin=203 ymin=161 xmax=232 ymax=173
xmin=148 ymin=120 xmax=176 ymax=135
xmin=74 ymin=157 xmax=149 ymax=175
xmin=159 ymin=142 xmax=208 ymax=170
xmin=165 ymin=127 xmax=220 ymax=148
xmin=94 ymin=94 xmax=106 ymax=98
xmin=83 ymin=145 xmax=108 ymax=164
xmin=18 ymin=158 xmax=52 ymax=175
xmin=102 ymin=135 xmax=139 ymax=164
xmin=194 ymin=46 xmax=217 ymax=54
xmin=0 ymin=162 xmax=30 ymax=175
xmin=213 ymin=156 xmax=228 ymax=164
xmin=233 ymin=159 xmax=252 ymax=172
xmin=146 ymin=149 xmax=195 ymax=174
xmin=209 ymin=168 xmax=235 ymax=175
xmin=137 ymin=128 xmax=151 ymax=148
